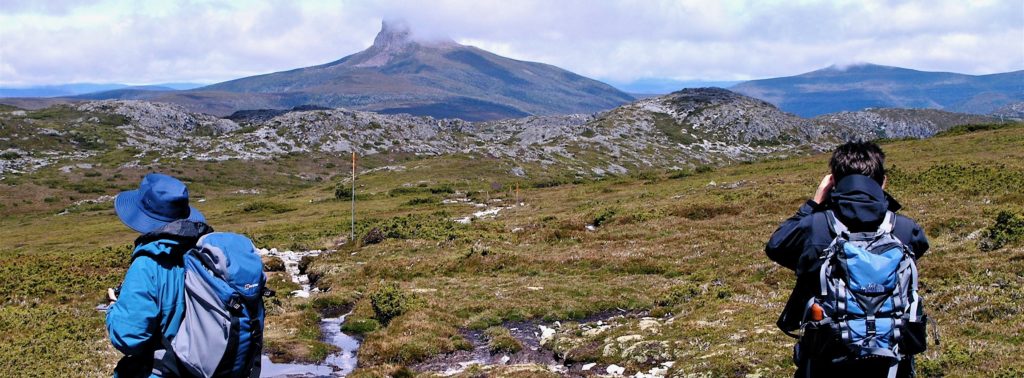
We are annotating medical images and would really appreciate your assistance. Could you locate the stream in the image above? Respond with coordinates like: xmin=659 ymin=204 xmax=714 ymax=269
xmin=258 ymin=198 xmax=548 ymax=377
xmin=258 ymin=248 xmax=360 ymax=378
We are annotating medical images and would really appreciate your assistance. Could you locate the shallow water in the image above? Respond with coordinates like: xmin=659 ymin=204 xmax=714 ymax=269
xmin=260 ymin=313 xmax=359 ymax=378
xmin=259 ymin=248 xmax=360 ymax=377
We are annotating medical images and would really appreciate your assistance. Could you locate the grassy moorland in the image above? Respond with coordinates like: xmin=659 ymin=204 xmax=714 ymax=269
xmin=0 ymin=122 xmax=1022 ymax=377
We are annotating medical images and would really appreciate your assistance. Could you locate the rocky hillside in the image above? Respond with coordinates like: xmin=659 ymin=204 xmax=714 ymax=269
xmin=60 ymin=21 xmax=634 ymax=121
xmin=814 ymin=108 xmax=999 ymax=140
xmin=992 ymin=102 xmax=1024 ymax=120
xmin=1 ymin=88 xmax=1007 ymax=180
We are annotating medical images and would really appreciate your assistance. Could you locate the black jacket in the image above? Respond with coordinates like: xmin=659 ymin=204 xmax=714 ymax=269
xmin=765 ymin=174 xmax=929 ymax=332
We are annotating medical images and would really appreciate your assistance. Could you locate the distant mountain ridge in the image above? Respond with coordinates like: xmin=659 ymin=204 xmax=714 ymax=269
xmin=40 ymin=21 xmax=633 ymax=121
xmin=0 ymin=83 xmax=205 ymax=98
xmin=732 ymin=63 xmax=1023 ymax=117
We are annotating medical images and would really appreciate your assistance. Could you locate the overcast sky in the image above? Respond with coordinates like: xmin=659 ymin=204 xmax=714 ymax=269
xmin=1 ymin=0 xmax=1022 ymax=87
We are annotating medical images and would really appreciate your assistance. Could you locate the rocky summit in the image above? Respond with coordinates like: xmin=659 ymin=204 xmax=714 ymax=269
xmin=62 ymin=21 xmax=634 ymax=121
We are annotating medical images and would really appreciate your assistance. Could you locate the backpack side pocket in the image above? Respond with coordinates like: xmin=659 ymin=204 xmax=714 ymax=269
xmin=899 ymin=315 xmax=928 ymax=355
xmin=800 ymin=319 xmax=844 ymax=359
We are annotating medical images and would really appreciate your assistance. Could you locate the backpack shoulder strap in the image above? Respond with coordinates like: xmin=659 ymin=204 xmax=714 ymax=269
xmin=824 ymin=210 xmax=848 ymax=238
xmin=876 ymin=211 xmax=896 ymax=235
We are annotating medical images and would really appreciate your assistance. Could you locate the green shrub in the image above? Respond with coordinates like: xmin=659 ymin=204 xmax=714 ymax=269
xmin=310 ymin=295 xmax=353 ymax=317
xmin=404 ymin=197 xmax=438 ymax=206
xmin=360 ymin=212 xmax=462 ymax=242
xmin=484 ymin=326 xmax=523 ymax=354
xmin=652 ymin=113 xmax=698 ymax=144
xmin=530 ymin=176 xmax=587 ymax=189
xmin=670 ymin=203 xmax=743 ymax=220
xmin=241 ymin=200 xmax=296 ymax=214
xmin=341 ymin=318 xmax=381 ymax=335
xmin=929 ymin=217 xmax=971 ymax=237
xmin=630 ymin=170 xmax=661 ymax=181
xmin=363 ymin=227 xmax=385 ymax=245
xmin=370 ymin=282 xmax=416 ymax=326
xmin=888 ymin=163 xmax=1024 ymax=197
xmin=388 ymin=186 xmax=425 ymax=196
xmin=335 ymin=183 xmax=353 ymax=200
xmin=429 ymin=184 xmax=455 ymax=194
xmin=656 ymin=283 xmax=703 ymax=307
xmin=978 ymin=211 xmax=1024 ymax=252
xmin=935 ymin=122 xmax=1018 ymax=137
xmin=65 ymin=180 xmax=108 ymax=194
xmin=668 ymin=169 xmax=694 ymax=179
xmin=592 ymin=208 xmax=617 ymax=227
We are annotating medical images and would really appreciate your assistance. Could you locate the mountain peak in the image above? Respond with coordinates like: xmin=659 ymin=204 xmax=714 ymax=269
xmin=373 ymin=20 xmax=413 ymax=49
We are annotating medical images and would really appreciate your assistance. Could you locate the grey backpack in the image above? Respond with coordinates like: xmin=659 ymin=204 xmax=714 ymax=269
xmin=797 ymin=211 xmax=932 ymax=375
xmin=159 ymin=232 xmax=267 ymax=378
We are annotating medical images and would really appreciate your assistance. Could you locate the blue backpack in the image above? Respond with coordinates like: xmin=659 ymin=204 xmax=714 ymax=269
xmin=161 ymin=232 xmax=267 ymax=378
xmin=797 ymin=211 xmax=930 ymax=373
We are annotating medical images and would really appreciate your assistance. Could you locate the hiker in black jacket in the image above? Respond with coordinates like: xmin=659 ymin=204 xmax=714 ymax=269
xmin=765 ymin=141 xmax=929 ymax=378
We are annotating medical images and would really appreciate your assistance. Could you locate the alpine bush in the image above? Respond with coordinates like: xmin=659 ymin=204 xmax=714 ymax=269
xmin=335 ymin=184 xmax=353 ymax=200
xmin=370 ymin=282 xmax=415 ymax=326
xmin=362 ymin=227 xmax=385 ymax=245
xmin=978 ymin=211 xmax=1024 ymax=252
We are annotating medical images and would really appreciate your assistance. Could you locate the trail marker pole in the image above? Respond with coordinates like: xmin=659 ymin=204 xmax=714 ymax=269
xmin=351 ymin=151 xmax=356 ymax=242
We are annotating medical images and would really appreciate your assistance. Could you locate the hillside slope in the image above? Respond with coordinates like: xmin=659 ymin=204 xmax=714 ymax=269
xmin=732 ymin=63 xmax=1024 ymax=117
xmin=815 ymin=108 xmax=999 ymax=140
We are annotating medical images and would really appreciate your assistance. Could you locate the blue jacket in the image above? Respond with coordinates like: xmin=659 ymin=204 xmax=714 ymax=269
xmin=107 ymin=221 xmax=212 ymax=377
xmin=765 ymin=174 xmax=929 ymax=332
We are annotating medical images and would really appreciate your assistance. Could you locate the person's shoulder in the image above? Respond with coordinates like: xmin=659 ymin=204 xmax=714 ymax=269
xmin=803 ymin=210 xmax=830 ymax=231
xmin=131 ymin=239 xmax=189 ymax=267
xmin=892 ymin=213 xmax=924 ymax=231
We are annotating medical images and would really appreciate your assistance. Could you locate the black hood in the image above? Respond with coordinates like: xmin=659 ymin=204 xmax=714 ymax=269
xmin=134 ymin=219 xmax=213 ymax=247
xmin=828 ymin=174 xmax=900 ymax=231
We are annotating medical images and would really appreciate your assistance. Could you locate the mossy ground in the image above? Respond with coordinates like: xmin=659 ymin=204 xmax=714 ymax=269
xmin=0 ymin=121 xmax=1022 ymax=376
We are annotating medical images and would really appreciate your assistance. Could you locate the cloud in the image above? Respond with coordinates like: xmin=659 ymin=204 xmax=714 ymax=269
xmin=0 ymin=0 xmax=1021 ymax=86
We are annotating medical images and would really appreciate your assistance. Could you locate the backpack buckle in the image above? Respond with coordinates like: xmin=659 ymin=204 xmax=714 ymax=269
xmin=865 ymin=315 xmax=876 ymax=337
xmin=227 ymin=295 xmax=244 ymax=313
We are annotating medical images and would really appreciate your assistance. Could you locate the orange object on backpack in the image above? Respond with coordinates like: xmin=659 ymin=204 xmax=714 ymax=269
xmin=809 ymin=303 xmax=824 ymax=321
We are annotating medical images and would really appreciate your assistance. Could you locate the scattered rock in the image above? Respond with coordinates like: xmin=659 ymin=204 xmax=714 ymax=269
xmin=538 ymin=325 xmax=557 ymax=346
xmin=638 ymin=317 xmax=661 ymax=333
xmin=606 ymin=364 xmax=626 ymax=376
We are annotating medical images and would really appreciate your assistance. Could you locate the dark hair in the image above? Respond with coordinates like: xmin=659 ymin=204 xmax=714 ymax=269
xmin=829 ymin=141 xmax=886 ymax=184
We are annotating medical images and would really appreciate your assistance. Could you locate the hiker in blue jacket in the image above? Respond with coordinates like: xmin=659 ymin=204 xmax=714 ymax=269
xmin=106 ymin=173 xmax=212 ymax=377
xmin=765 ymin=141 xmax=929 ymax=378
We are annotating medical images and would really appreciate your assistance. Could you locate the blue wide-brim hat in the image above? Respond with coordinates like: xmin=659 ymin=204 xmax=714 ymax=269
xmin=115 ymin=173 xmax=205 ymax=233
